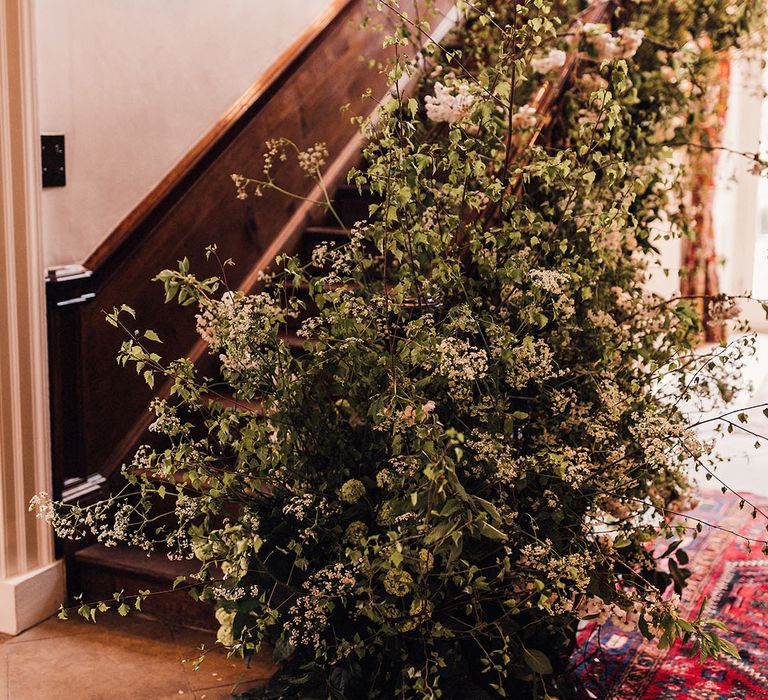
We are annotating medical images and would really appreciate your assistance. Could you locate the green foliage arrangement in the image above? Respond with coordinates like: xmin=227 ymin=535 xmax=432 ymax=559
xmin=33 ymin=0 xmax=768 ymax=697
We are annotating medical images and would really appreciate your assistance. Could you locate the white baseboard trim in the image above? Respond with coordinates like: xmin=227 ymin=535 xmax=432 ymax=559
xmin=0 ymin=560 xmax=66 ymax=635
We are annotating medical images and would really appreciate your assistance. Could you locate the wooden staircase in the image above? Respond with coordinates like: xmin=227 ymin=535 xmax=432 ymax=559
xmin=46 ymin=0 xmax=453 ymax=511
xmin=68 ymin=179 xmax=380 ymax=623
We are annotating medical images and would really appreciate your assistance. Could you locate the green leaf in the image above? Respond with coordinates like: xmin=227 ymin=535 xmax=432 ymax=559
xmin=424 ymin=520 xmax=456 ymax=545
xmin=477 ymin=520 xmax=507 ymax=542
xmin=143 ymin=329 xmax=162 ymax=343
xmin=118 ymin=603 xmax=130 ymax=617
xmin=474 ymin=497 xmax=502 ymax=523
xmin=523 ymin=649 xmax=553 ymax=675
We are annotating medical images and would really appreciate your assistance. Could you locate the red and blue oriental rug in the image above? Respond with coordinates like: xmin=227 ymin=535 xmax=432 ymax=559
xmin=571 ymin=491 xmax=768 ymax=699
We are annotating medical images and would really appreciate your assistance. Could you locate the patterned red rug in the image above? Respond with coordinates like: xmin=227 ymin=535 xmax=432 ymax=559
xmin=571 ymin=491 xmax=768 ymax=699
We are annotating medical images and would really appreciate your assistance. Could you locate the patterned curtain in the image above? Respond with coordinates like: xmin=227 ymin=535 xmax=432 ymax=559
xmin=680 ymin=57 xmax=731 ymax=343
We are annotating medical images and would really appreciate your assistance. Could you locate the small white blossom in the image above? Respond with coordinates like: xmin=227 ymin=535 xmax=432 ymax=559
xmin=425 ymin=81 xmax=475 ymax=123
xmin=531 ymin=49 xmax=567 ymax=74
xmin=511 ymin=104 xmax=538 ymax=130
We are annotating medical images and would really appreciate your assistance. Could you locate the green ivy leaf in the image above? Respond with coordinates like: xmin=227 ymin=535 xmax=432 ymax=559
xmin=523 ymin=649 xmax=553 ymax=675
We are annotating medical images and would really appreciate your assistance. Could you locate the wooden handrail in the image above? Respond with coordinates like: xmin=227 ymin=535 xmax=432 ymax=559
xmin=85 ymin=0 xmax=357 ymax=276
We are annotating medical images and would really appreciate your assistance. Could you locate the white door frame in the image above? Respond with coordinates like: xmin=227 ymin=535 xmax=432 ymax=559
xmin=0 ymin=0 xmax=65 ymax=635
xmin=714 ymin=53 xmax=768 ymax=332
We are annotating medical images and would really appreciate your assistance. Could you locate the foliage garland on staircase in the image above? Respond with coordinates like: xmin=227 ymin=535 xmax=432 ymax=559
xmin=33 ymin=1 xmax=768 ymax=698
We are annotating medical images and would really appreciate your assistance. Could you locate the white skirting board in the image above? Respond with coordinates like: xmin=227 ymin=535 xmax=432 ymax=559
xmin=0 ymin=560 xmax=66 ymax=636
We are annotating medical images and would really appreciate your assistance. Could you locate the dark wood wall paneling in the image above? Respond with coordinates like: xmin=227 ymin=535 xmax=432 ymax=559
xmin=46 ymin=0 xmax=456 ymax=503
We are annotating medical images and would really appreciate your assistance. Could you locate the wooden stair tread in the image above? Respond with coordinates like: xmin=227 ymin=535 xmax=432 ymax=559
xmin=303 ymin=225 xmax=350 ymax=236
xmin=74 ymin=543 xmax=200 ymax=583
xmin=280 ymin=329 xmax=312 ymax=348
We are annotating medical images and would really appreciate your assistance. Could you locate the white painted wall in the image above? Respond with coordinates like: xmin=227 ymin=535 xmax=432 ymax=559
xmin=35 ymin=0 xmax=333 ymax=269
xmin=713 ymin=54 xmax=768 ymax=331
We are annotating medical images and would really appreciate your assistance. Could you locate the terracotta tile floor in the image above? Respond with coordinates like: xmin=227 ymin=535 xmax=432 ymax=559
xmin=0 ymin=613 xmax=276 ymax=699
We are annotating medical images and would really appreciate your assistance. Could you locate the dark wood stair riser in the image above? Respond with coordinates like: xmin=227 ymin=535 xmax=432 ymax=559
xmin=72 ymin=544 xmax=215 ymax=630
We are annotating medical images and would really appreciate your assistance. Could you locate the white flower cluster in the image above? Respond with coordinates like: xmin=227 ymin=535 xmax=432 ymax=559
xmin=518 ymin=540 xmax=594 ymax=611
xmin=577 ymin=595 xmax=613 ymax=624
xmin=506 ymin=338 xmax=559 ymax=390
xmin=283 ymin=493 xmax=324 ymax=522
xmin=231 ymin=173 xmax=250 ymax=200
xmin=511 ymin=104 xmax=538 ymax=130
xmin=587 ymin=308 xmax=617 ymax=332
xmin=174 ymin=493 xmax=201 ymax=521
xmin=529 ymin=268 xmax=569 ymax=295
xmin=557 ymin=446 xmax=593 ymax=488
xmin=29 ymin=491 xmax=153 ymax=551
xmin=436 ymin=337 xmax=489 ymax=401
xmin=528 ymin=269 xmax=576 ymax=318
xmin=210 ymin=581 xmax=248 ymax=602
xmin=577 ymin=593 xmax=681 ymax=638
xmin=656 ymin=39 xmax=701 ymax=86
xmin=29 ymin=492 xmax=56 ymax=524
xmin=425 ymin=81 xmax=475 ymax=123
xmin=531 ymin=48 xmax=567 ymax=74
xmin=467 ymin=432 xmax=519 ymax=483
xmin=585 ymin=24 xmax=645 ymax=60
xmin=576 ymin=72 xmax=609 ymax=96
xmin=148 ymin=398 xmax=187 ymax=437
xmin=597 ymin=380 xmax=629 ymax=422
xmin=195 ymin=291 xmax=282 ymax=373
xmin=630 ymin=409 xmax=682 ymax=468
xmin=297 ymin=142 xmax=329 ymax=176
xmin=284 ymin=564 xmax=357 ymax=648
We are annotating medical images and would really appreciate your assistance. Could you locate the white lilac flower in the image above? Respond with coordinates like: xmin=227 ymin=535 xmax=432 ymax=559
xmin=587 ymin=26 xmax=644 ymax=60
xmin=424 ymin=81 xmax=475 ymax=123
xmin=511 ymin=104 xmax=538 ymax=130
xmin=577 ymin=596 xmax=612 ymax=624
xmin=589 ymin=31 xmax=622 ymax=60
xmin=531 ymin=48 xmax=567 ymax=74
xmin=576 ymin=72 xmax=609 ymax=94
xmin=617 ymin=27 xmax=645 ymax=58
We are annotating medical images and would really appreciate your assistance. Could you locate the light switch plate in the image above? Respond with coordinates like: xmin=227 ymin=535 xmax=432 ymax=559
xmin=41 ymin=134 xmax=66 ymax=187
